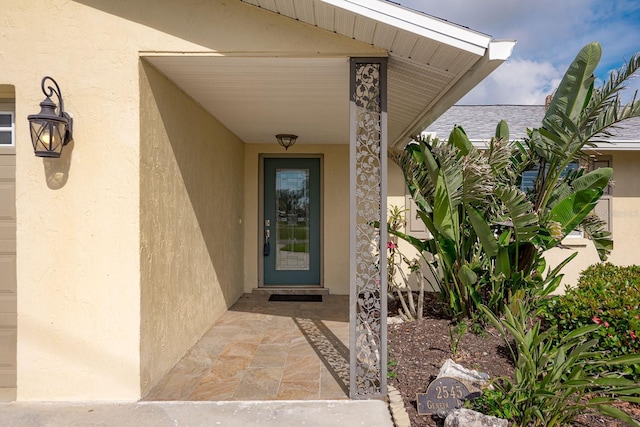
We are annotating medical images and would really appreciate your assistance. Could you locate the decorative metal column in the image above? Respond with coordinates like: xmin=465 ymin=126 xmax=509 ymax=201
xmin=349 ymin=57 xmax=388 ymax=399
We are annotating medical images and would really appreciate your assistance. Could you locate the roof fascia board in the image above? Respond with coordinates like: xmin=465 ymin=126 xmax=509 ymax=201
xmin=467 ymin=141 xmax=640 ymax=150
xmin=320 ymin=0 xmax=490 ymax=55
xmin=391 ymin=39 xmax=516 ymax=147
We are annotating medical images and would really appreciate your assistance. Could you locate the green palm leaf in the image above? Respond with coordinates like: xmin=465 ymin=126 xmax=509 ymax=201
xmin=545 ymin=42 xmax=601 ymax=127
xmin=465 ymin=205 xmax=499 ymax=256
xmin=572 ymin=167 xmax=612 ymax=191
xmin=550 ymin=188 xmax=602 ymax=236
xmin=495 ymin=186 xmax=539 ymax=243
xmin=581 ymin=214 xmax=613 ymax=261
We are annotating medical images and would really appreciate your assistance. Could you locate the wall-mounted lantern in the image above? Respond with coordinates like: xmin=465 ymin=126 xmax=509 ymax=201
xmin=275 ymin=134 xmax=298 ymax=151
xmin=28 ymin=76 xmax=73 ymax=158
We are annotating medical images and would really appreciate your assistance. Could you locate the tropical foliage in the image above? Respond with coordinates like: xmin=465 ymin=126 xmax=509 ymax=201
xmin=474 ymin=302 xmax=640 ymax=427
xmin=541 ymin=263 xmax=640 ymax=381
xmin=388 ymin=42 xmax=640 ymax=320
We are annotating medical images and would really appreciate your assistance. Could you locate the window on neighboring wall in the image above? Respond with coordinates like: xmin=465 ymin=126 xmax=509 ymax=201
xmin=520 ymin=162 xmax=580 ymax=193
xmin=522 ymin=162 xmax=583 ymax=237
xmin=591 ymin=157 xmax=612 ymax=233
xmin=404 ymin=194 xmax=430 ymax=239
xmin=0 ymin=111 xmax=14 ymax=146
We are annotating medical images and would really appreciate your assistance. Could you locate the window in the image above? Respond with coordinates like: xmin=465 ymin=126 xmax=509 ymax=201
xmin=591 ymin=157 xmax=612 ymax=232
xmin=0 ymin=111 xmax=14 ymax=146
xmin=520 ymin=162 xmax=580 ymax=193
xmin=404 ymin=194 xmax=430 ymax=239
xmin=521 ymin=162 xmax=583 ymax=237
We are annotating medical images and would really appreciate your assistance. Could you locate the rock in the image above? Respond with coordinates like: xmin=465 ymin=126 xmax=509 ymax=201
xmin=437 ymin=358 xmax=489 ymax=394
xmin=387 ymin=316 xmax=404 ymax=325
xmin=444 ymin=408 xmax=509 ymax=427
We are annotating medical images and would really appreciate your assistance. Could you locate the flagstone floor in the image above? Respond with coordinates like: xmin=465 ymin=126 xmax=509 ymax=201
xmin=144 ymin=293 xmax=350 ymax=401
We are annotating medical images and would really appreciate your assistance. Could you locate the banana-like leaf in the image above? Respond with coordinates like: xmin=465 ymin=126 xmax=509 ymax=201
xmin=550 ymin=188 xmax=602 ymax=236
xmin=438 ymin=236 xmax=458 ymax=272
xmin=448 ymin=125 xmax=473 ymax=156
xmin=458 ymin=264 xmax=477 ymax=287
xmin=572 ymin=167 xmax=612 ymax=192
xmin=465 ymin=205 xmax=499 ymax=256
xmin=548 ymin=182 xmax=572 ymax=209
xmin=495 ymin=246 xmax=511 ymax=278
xmin=529 ymin=128 xmax=553 ymax=162
xmin=495 ymin=119 xmax=509 ymax=141
xmin=418 ymin=140 xmax=440 ymax=185
xmin=433 ymin=170 xmax=459 ymax=242
xmin=545 ymin=42 xmax=601 ymax=126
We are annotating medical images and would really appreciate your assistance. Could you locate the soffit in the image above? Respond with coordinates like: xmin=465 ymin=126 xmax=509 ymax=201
xmin=146 ymin=56 xmax=350 ymax=145
xmin=145 ymin=0 xmax=513 ymax=147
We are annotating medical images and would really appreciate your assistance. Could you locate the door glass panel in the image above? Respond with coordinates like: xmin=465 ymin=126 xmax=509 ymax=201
xmin=275 ymin=168 xmax=310 ymax=271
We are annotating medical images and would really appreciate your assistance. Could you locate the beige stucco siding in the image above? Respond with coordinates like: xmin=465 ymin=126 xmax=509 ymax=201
xmin=4 ymin=0 xmax=385 ymax=400
xmin=605 ymin=151 xmax=640 ymax=266
xmin=243 ymin=145 xmax=350 ymax=295
xmin=139 ymin=62 xmax=245 ymax=395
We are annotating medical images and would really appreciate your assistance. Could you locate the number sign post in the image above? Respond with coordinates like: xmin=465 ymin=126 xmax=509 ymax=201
xmin=417 ymin=377 xmax=473 ymax=416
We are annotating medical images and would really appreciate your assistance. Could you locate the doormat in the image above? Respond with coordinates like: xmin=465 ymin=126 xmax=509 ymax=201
xmin=268 ymin=294 xmax=323 ymax=302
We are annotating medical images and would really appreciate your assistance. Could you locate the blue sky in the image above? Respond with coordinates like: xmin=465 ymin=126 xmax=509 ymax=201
xmin=397 ymin=0 xmax=640 ymax=105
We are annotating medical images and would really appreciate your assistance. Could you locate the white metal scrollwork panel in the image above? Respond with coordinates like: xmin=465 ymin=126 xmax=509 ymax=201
xmin=350 ymin=58 xmax=387 ymax=399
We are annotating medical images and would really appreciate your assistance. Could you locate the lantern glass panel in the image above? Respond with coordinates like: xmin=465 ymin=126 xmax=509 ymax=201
xmin=30 ymin=120 xmax=66 ymax=157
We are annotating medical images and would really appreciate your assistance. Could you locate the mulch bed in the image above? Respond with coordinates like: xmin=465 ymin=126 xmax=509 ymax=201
xmin=387 ymin=292 xmax=640 ymax=426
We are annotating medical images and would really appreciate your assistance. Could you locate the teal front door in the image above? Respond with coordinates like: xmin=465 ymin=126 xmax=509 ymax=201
xmin=263 ymin=158 xmax=321 ymax=285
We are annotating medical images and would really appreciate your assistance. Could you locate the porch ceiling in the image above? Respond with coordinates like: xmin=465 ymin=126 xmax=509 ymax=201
xmin=144 ymin=0 xmax=514 ymax=147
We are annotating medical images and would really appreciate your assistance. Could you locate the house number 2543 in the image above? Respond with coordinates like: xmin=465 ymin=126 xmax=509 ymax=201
xmin=435 ymin=384 xmax=464 ymax=399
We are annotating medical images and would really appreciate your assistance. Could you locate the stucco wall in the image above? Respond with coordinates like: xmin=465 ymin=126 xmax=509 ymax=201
xmin=605 ymin=151 xmax=640 ymax=266
xmin=139 ymin=62 xmax=245 ymax=395
xmin=243 ymin=144 xmax=350 ymax=295
xmin=4 ymin=0 xmax=384 ymax=400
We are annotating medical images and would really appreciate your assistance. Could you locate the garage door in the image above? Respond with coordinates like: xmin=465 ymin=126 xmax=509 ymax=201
xmin=0 ymin=107 xmax=16 ymax=389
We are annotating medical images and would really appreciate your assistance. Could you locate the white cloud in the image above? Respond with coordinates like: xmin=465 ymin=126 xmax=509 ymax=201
xmin=395 ymin=0 xmax=640 ymax=104
xmin=458 ymin=59 xmax=563 ymax=105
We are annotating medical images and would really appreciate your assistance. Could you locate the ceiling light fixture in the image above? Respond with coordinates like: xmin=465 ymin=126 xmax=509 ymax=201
xmin=275 ymin=134 xmax=298 ymax=151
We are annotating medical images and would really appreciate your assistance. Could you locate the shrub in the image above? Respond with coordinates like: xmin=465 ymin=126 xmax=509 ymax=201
xmin=541 ymin=263 xmax=640 ymax=380
xmin=475 ymin=302 xmax=640 ymax=427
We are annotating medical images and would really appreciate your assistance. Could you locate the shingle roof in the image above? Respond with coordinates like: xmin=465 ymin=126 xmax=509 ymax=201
xmin=425 ymin=105 xmax=640 ymax=144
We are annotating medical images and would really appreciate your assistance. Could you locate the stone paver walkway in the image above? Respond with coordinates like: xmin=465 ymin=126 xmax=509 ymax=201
xmin=144 ymin=293 xmax=350 ymax=401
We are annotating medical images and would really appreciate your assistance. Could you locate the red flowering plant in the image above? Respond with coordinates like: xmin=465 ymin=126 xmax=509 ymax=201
xmin=384 ymin=205 xmax=431 ymax=321
xmin=541 ymin=263 xmax=640 ymax=381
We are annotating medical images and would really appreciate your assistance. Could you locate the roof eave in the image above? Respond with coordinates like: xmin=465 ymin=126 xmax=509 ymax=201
xmin=391 ymin=39 xmax=516 ymax=148
xmin=321 ymin=0 xmax=491 ymax=55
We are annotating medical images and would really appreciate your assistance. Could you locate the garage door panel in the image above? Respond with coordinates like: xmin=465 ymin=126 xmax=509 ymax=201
xmin=0 ymin=151 xmax=15 ymax=389
xmin=0 ymin=328 xmax=17 ymax=373
xmin=0 ymin=224 xmax=16 ymax=253
xmin=0 ymin=185 xmax=16 ymax=218
xmin=0 ymin=255 xmax=16 ymax=296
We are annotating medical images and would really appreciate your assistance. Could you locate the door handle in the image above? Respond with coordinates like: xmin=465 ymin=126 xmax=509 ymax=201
xmin=264 ymin=228 xmax=270 ymax=256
